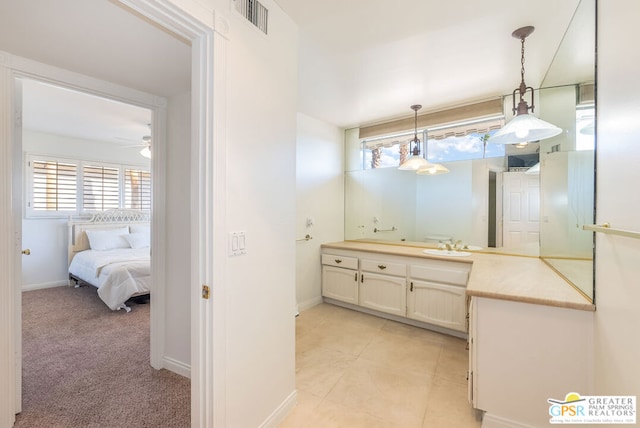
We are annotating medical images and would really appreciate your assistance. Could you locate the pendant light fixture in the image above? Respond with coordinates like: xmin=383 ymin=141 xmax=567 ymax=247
xmin=398 ymin=104 xmax=431 ymax=170
xmin=140 ymin=146 xmax=151 ymax=159
xmin=488 ymin=26 xmax=562 ymax=145
xmin=416 ymin=162 xmax=449 ymax=176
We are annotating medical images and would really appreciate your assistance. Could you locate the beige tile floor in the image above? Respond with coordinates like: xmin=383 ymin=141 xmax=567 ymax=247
xmin=280 ymin=303 xmax=483 ymax=428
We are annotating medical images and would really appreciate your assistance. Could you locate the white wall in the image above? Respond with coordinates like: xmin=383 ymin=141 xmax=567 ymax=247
xmin=593 ymin=0 xmax=640 ymax=398
xmin=21 ymin=130 xmax=150 ymax=290
xmin=295 ymin=113 xmax=344 ymax=310
xmin=163 ymin=90 xmax=191 ymax=372
xmin=215 ymin=0 xmax=299 ymax=425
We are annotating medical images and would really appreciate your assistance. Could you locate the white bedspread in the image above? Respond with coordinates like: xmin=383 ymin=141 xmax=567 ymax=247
xmin=69 ymin=248 xmax=150 ymax=310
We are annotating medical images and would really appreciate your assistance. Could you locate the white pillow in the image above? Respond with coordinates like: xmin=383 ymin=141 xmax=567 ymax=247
xmin=129 ymin=224 xmax=150 ymax=235
xmin=85 ymin=227 xmax=130 ymax=251
xmin=124 ymin=232 xmax=150 ymax=249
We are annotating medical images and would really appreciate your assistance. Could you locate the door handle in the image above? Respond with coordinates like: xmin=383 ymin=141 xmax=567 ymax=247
xmin=22 ymin=249 xmax=31 ymax=255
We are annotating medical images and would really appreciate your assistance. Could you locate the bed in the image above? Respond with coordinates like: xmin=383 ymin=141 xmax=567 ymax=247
xmin=68 ymin=209 xmax=151 ymax=312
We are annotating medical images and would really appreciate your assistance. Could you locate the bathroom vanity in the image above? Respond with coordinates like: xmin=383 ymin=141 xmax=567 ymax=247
xmin=321 ymin=241 xmax=472 ymax=336
xmin=321 ymin=240 xmax=595 ymax=427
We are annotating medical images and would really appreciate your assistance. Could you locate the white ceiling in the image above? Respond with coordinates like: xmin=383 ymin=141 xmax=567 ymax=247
xmin=0 ymin=0 xmax=190 ymax=145
xmin=0 ymin=0 xmax=191 ymax=98
xmin=0 ymin=0 xmax=591 ymax=142
xmin=21 ymin=79 xmax=152 ymax=146
xmin=275 ymin=0 xmax=587 ymax=128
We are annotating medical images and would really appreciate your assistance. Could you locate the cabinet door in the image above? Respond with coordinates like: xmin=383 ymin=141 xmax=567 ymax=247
xmin=407 ymin=280 xmax=466 ymax=332
xmin=322 ymin=265 xmax=359 ymax=304
xmin=359 ymin=272 xmax=406 ymax=316
xmin=468 ymin=297 xmax=477 ymax=407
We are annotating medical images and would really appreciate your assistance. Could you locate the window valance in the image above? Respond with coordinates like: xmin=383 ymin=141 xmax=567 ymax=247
xmin=358 ymin=98 xmax=503 ymax=140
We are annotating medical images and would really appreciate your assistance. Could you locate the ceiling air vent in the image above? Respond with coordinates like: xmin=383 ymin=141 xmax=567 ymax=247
xmin=234 ymin=0 xmax=269 ymax=34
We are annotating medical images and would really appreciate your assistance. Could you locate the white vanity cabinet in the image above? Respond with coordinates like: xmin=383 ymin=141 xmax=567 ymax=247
xmin=359 ymin=258 xmax=407 ymax=316
xmin=407 ymin=262 xmax=470 ymax=332
xmin=467 ymin=296 xmax=594 ymax=427
xmin=321 ymin=245 xmax=472 ymax=337
xmin=321 ymin=253 xmax=359 ymax=304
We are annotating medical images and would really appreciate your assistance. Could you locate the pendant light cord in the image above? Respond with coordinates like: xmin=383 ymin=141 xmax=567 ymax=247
xmin=520 ymin=36 xmax=526 ymax=87
xmin=410 ymin=104 xmax=422 ymax=156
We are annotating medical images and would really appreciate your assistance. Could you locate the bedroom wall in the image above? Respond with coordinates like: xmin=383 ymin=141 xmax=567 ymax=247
xmin=295 ymin=113 xmax=344 ymax=311
xmin=163 ymin=90 xmax=191 ymax=373
xmin=21 ymin=130 xmax=150 ymax=290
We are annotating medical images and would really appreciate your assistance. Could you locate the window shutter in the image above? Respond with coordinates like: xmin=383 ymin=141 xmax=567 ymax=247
xmin=31 ymin=160 xmax=77 ymax=211
xmin=83 ymin=165 xmax=120 ymax=211
xmin=125 ymin=169 xmax=151 ymax=211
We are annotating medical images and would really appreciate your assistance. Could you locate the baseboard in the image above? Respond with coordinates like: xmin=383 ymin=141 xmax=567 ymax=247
xmin=323 ymin=297 xmax=468 ymax=339
xmin=163 ymin=356 xmax=191 ymax=379
xmin=297 ymin=296 xmax=323 ymax=312
xmin=22 ymin=280 xmax=67 ymax=292
xmin=259 ymin=389 xmax=297 ymax=428
xmin=482 ymin=413 xmax=537 ymax=428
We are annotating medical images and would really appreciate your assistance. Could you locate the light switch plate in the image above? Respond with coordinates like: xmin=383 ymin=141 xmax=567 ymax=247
xmin=229 ymin=231 xmax=247 ymax=256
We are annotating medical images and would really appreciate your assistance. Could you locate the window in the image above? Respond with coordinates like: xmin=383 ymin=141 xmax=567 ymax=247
xmin=125 ymin=169 xmax=151 ymax=211
xmin=361 ymin=117 xmax=505 ymax=170
xmin=83 ymin=164 xmax=120 ymax=211
xmin=26 ymin=154 xmax=150 ymax=218
xmin=362 ymin=131 xmax=426 ymax=170
xmin=426 ymin=129 xmax=504 ymax=163
xmin=30 ymin=159 xmax=77 ymax=212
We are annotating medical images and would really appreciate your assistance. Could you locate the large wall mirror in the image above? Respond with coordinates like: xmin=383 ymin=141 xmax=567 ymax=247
xmin=344 ymin=0 xmax=596 ymax=301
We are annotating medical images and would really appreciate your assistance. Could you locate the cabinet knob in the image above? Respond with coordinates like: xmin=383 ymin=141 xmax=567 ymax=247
xmin=335 ymin=259 xmax=342 ymax=264
xmin=377 ymin=264 xmax=386 ymax=270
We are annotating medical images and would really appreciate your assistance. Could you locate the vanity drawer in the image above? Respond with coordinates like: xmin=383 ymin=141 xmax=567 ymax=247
xmin=410 ymin=264 xmax=469 ymax=286
xmin=361 ymin=259 xmax=406 ymax=276
xmin=322 ymin=253 xmax=358 ymax=270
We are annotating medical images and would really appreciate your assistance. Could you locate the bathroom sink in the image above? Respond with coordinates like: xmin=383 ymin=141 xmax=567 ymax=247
xmin=423 ymin=249 xmax=471 ymax=257
xmin=463 ymin=245 xmax=483 ymax=251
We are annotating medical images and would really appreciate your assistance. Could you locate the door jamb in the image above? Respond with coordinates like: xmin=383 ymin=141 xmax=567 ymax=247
xmin=1 ymin=1 xmax=227 ymax=426
xmin=118 ymin=2 xmax=228 ymax=427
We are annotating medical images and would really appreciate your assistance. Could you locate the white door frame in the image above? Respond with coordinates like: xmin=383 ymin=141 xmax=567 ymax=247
xmin=0 ymin=1 xmax=228 ymax=427
xmin=3 ymin=54 xmax=168 ymax=407
xmin=107 ymin=1 xmax=230 ymax=426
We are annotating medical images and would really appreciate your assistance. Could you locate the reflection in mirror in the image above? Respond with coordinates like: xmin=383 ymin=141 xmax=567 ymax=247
xmin=538 ymin=0 xmax=596 ymax=300
xmin=344 ymin=0 xmax=595 ymax=301
xmin=539 ymin=102 xmax=594 ymax=296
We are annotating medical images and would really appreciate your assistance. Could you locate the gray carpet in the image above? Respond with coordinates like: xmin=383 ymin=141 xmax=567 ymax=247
xmin=15 ymin=285 xmax=190 ymax=428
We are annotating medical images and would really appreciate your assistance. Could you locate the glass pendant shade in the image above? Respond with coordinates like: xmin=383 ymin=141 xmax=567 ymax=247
xmin=488 ymin=113 xmax=562 ymax=145
xmin=416 ymin=163 xmax=450 ymax=175
xmin=397 ymin=104 xmax=449 ymax=174
xmin=398 ymin=154 xmax=431 ymax=170
xmin=140 ymin=146 xmax=151 ymax=158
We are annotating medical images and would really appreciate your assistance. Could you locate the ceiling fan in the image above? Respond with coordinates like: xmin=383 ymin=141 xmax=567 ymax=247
xmin=115 ymin=125 xmax=152 ymax=158
xmin=116 ymin=135 xmax=151 ymax=158
xmin=138 ymin=135 xmax=152 ymax=158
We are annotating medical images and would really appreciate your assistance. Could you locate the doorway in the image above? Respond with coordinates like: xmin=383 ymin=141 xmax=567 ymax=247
xmin=1 ymin=1 xmax=222 ymax=426
xmin=488 ymin=171 xmax=497 ymax=247
xmin=18 ymin=77 xmax=157 ymax=416
xmin=15 ymin=73 xmax=165 ymax=412
xmin=502 ymin=171 xmax=540 ymax=249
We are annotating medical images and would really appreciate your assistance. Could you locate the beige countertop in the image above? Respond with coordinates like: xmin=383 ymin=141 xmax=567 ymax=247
xmin=321 ymin=241 xmax=595 ymax=312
